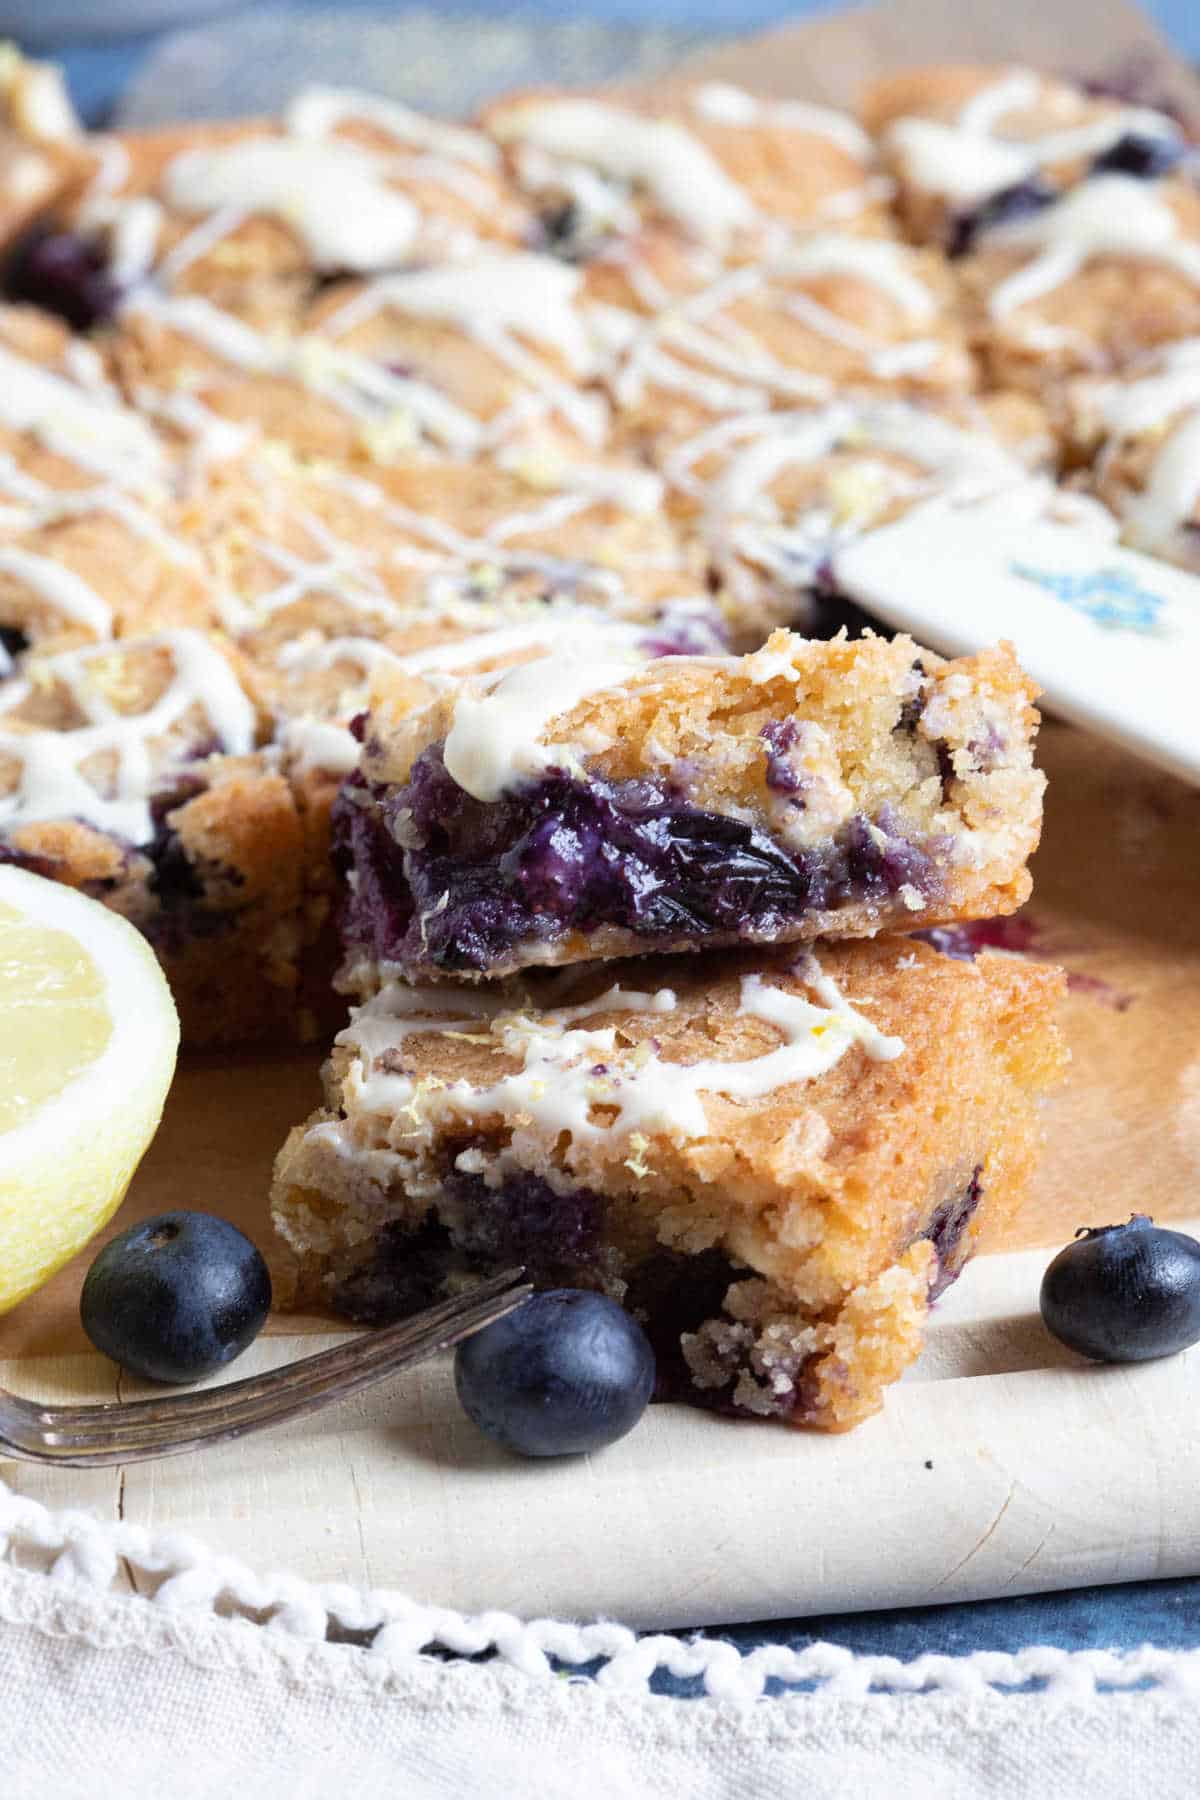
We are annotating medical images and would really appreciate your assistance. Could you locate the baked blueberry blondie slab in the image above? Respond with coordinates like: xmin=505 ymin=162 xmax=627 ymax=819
xmin=656 ymin=391 xmax=1055 ymax=642
xmin=5 ymin=87 xmax=533 ymax=337
xmin=862 ymin=65 xmax=1200 ymax=395
xmin=334 ymin=628 xmax=1045 ymax=985
xmin=484 ymin=82 xmax=891 ymax=251
xmin=0 ymin=629 xmax=309 ymax=1045
xmin=271 ymin=937 xmax=1068 ymax=1429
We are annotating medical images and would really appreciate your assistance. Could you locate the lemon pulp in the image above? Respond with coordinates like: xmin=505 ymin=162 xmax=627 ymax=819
xmin=0 ymin=869 xmax=180 ymax=1312
xmin=0 ymin=900 xmax=113 ymax=1133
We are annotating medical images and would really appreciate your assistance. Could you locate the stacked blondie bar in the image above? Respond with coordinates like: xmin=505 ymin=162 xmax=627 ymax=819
xmin=11 ymin=50 xmax=1195 ymax=1423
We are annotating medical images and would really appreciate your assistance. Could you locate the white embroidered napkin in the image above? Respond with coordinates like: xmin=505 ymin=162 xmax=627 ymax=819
xmin=2 ymin=1495 xmax=1200 ymax=1800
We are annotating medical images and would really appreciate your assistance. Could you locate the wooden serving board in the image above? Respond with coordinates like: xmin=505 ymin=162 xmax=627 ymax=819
xmin=4 ymin=0 xmax=1200 ymax=1630
xmin=3 ymin=719 xmax=1198 ymax=1631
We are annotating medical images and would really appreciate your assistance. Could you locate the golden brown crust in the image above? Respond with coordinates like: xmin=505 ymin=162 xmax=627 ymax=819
xmin=271 ymin=938 xmax=1068 ymax=1426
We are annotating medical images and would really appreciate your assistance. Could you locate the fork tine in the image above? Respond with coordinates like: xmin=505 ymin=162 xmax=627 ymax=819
xmin=31 ymin=1270 xmax=528 ymax=1435
xmin=8 ymin=1271 xmax=532 ymax=1467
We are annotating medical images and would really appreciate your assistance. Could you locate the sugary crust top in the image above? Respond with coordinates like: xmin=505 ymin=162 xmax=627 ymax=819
xmin=320 ymin=937 xmax=1067 ymax=1307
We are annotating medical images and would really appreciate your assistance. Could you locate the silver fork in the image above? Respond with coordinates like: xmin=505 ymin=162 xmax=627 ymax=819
xmin=0 ymin=1270 xmax=531 ymax=1469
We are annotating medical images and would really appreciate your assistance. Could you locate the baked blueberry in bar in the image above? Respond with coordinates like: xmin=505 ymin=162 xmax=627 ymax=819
xmin=108 ymin=241 xmax=611 ymax=470
xmin=266 ymin=598 xmax=727 ymax=978
xmin=861 ymin=64 xmax=1190 ymax=252
xmin=1065 ymin=338 xmax=1200 ymax=566
xmin=4 ymin=88 xmax=532 ymax=337
xmin=271 ymin=937 xmax=1068 ymax=1428
xmin=333 ymin=628 xmax=1044 ymax=986
xmin=864 ymin=67 xmax=1200 ymax=394
xmin=0 ymin=630 xmax=310 ymax=1045
xmin=656 ymin=392 xmax=1054 ymax=643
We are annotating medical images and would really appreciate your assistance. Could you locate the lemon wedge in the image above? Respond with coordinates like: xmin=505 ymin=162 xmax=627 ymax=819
xmin=0 ymin=866 xmax=179 ymax=1313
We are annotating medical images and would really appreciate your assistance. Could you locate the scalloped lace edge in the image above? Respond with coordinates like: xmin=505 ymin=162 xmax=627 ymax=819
xmin=3 ymin=1479 xmax=1199 ymax=1701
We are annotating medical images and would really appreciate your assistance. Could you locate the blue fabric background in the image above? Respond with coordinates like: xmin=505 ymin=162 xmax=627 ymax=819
xmin=32 ymin=0 xmax=1200 ymax=126
xmin=19 ymin=0 xmax=1200 ymax=1670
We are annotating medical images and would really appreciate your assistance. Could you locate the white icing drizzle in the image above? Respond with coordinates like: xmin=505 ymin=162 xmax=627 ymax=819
xmin=0 ymin=345 xmax=165 ymax=491
xmin=1091 ymin=339 xmax=1200 ymax=435
xmin=774 ymin=235 xmax=937 ymax=322
xmin=0 ymin=547 xmax=111 ymax=637
xmin=985 ymin=174 xmax=1200 ymax=318
xmin=441 ymin=636 xmax=649 ymax=803
xmin=490 ymin=98 xmax=757 ymax=244
xmin=690 ymin=83 xmax=874 ymax=160
xmin=0 ymin=630 xmax=255 ymax=843
xmin=279 ymin=715 xmax=362 ymax=777
xmin=494 ymin=451 xmax=664 ymax=517
xmin=135 ymin=387 xmax=254 ymax=475
xmin=344 ymin=952 xmax=903 ymax=1152
xmin=1120 ymin=411 xmax=1200 ymax=551
xmin=516 ymin=144 xmax=641 ymax=241
xmin=607 ymin=236 xmax=941 ymax=418
xmin=277 ymin=612 xmax=658 ymax=776
xmin=130 ymin=293 xmax=482 ymax=453
xmin=155 ymin=203 xmax=250 ymax=288
xmin=286 ymin=85 xmax=499 ymax=169
xmin=955 ymin=70 xmax=1041 ymax=135
xmin=76 ymin=194 xmax=164 ymax=287
xmin=162 ymin=138 xmax=420 ymax=272
xmin=886 ymin=119 xmax=1033 ymax=208
xmin=887 ymin=67 xmax=1181 ymax=207
xmin=321 ymin=252 xmax=595 ymax=376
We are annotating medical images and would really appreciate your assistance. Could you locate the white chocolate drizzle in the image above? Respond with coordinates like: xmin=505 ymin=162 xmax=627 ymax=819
xmin=774 ymin=235 xmax=937 ymax=322
xmin=129 ymin=293 xmax=482 ymax=453
xmin=1119 ymin=411 xmax=1200 ymax=552
xmin=0 ymin=345 xmax=165 ymax=491
xmin=0 ymin=547 xmax=112 ymax=638
xmin=321 ymin=252 xmax=595 ymax=376
xmin=342 ymin=953 xmax=903 ymax=1153
xmin=286 ymin=85 xmax=499 ymax=168
xmin=690 ymin=83 xmax=874 ymax=160
xmin=886 ymin=67 xmax=1181 ymax=207
xmin=0 ymin=629 xmax=256 ymax=843
xmin=162 ymin=138 xmax=420 ymax=272
xmin=441 ymin=635 xmax=650 ymax=802
xmin=985 ymin=175 xmax=1200 ymax=319
xmin=489 ymin=98 xmax=757 ymax=244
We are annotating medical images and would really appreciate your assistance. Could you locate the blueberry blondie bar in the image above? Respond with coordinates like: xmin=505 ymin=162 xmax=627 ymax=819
xmin=864 ymin=65 xmax=1200 ymax=393
xmin=0 ymin=629 xmax=309 ymax=1044
xmin=334 ymin=628 xmax=1044 ymax=984
xmin=272 ymin=937 xmax=1067 ymax=1428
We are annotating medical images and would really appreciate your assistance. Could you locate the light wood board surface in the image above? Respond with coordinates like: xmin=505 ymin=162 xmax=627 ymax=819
xmin=2 ymin=0 xmax=1200 ymax=1629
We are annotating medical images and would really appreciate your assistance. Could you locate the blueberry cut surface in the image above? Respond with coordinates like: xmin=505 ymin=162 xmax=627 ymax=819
xmin=1040 ymin=1214 xmax=1200 ymax=1363
xmin=334 ymin=752 xmax=940 ymax=974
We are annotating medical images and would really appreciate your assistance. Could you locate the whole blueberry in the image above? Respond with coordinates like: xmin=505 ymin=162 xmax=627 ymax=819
xmin=1040 ymin=1214 xmax=1200 ymax=1363
xmin=80 ymin=1211 xmax=272 ymax=1384
xmin=454 ymin=1289 xmax=655 ymax=1458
